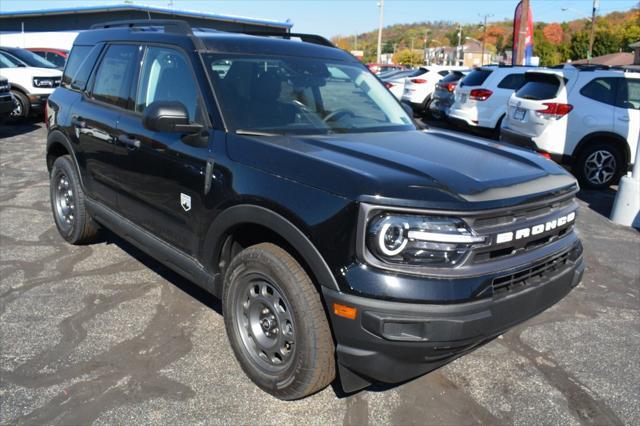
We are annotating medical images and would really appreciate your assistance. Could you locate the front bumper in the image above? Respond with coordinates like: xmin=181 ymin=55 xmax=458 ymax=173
xmin=324 ymin=242 xmax=584 ymax=392
xmin=28 ymin=93 xmax=49 ymax=110
xmin=0 ymin=94 xmax=13 ymax=115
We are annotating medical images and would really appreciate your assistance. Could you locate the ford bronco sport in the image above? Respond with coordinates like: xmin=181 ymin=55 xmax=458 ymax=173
xmin=46 ymin=20 xmax=585 ymax=400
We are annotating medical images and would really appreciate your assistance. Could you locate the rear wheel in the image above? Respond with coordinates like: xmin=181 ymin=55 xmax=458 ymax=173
xmin=49 ymin=155 xmax=100 ymax=244
xmin=223 ymin=243 xmax=335 ymax=400
xmin=575 ymin=143 xmax=624 ymax=189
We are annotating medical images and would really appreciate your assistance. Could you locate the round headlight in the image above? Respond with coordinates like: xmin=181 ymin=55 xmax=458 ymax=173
xmin=378 ymin=221 xmax=408 ymax=256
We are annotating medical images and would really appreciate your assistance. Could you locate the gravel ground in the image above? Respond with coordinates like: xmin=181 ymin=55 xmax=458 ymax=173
xmin=1 ymin=121 xmax=639 ymax=425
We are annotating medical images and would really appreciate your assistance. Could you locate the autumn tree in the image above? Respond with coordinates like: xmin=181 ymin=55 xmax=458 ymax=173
xmin=543 ymin=23 xmax=564 ymax=45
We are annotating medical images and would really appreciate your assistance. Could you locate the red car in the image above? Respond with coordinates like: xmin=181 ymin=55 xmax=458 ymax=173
xmin=26 ymin=48 xmax=69 ymax=69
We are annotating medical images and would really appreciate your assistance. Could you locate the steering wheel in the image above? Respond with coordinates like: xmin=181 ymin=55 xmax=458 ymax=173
xmin=323 ymin=108 xmax=356 ymax=123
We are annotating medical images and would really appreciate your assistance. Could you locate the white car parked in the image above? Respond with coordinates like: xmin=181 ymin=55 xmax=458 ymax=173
xmin=448 ymin=65 xmax=536 ymax=133
xmin=401 ymin=66 xmax=466 ymax=114
xmin=501 ymin=65 xmax=640 ymax=188
xmin=0 ymin=49 xmax=62 ymax=120
xmin=382 ymin=68 xmax=428 ymax=99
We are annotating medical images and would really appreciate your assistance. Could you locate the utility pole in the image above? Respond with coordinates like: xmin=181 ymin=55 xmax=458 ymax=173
xmin=588 ymin=0 xmax=599 ymax=62
xmin=515 ymin=0 xmax=529 ymax=65
xmin=376 ymin=0 xmax=384 ymax=63
xmin=354 ymin=34 xmax=358 ymax=50
xmin=479 ymin=13 xmax=493 ymax=66
xmin=457 ymin=24 xmax=462 ymax=66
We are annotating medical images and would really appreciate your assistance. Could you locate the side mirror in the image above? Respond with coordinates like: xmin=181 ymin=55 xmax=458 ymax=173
xmin=142 ymin=101 xmax=202 ymax=133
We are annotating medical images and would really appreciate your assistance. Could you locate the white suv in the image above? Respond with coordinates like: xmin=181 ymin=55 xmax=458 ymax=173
xmin=501 ymin=66 xmax=639 ymax=188
xmin=401 ymin=66 xmax=467 ymax=114
xmin=0 ymin=49 xmax=62 ymax=121
xmin=448 ymin=65 xmax=536 ymax=133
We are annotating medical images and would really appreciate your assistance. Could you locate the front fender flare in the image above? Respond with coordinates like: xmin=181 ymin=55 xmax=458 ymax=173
xmin=203 ymin=204 xmax=340 ymax=291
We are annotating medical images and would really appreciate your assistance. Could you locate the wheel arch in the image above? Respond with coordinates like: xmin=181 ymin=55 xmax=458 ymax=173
xmin=46 ymin=130 xmax=84 ymax=187
xmin=202 ymin=204 xmax=340 ymax=293
xmin=573 ymin=131 xmax=630 ymax=167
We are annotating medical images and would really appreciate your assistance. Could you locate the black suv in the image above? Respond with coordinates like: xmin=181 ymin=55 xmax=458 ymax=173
xmin=46 ymin=20 xmax=585 ymax=400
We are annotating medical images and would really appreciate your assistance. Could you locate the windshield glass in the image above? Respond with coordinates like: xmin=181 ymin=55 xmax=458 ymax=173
xmin=0 ymin=52 xmax=25 ymax=68
xmin=203 ymin=54 xmax=415 ymax=135
xmin=8 ymin=48 xmax=58 ymax=68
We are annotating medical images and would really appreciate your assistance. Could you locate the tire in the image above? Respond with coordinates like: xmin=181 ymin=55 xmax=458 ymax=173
xmin=9 ymin=90 xmax=29 ymax=122
xmin=49 ymin=155 xmax=100 ymax=244
xmin=223 ymin=243 xmax=335 ymax=400
xmin=575 ymin=143 xmax=624 ymax=189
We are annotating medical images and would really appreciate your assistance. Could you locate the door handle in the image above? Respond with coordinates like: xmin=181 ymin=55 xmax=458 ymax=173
xmin=118 ymin=134 xmax=141 ymax=149
xmin=71 ymin=115 xmax=86 ymax=128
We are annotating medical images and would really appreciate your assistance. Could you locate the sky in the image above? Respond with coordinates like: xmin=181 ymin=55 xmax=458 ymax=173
xmin=1 ymin=0 xmax=637 ymax=38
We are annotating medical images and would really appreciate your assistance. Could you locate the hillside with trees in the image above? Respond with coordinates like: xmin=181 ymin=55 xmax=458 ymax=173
xmin=331 ymin=7 xmax=640 ymax=65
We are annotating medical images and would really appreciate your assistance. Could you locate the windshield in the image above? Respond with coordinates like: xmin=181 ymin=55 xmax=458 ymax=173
xmin=7 ymin=48 xmax=58 ymax=69
xmin=203 ymin=54 xmax=415 ymax=135
xmin=0 ymin=51 xmax=26 ymax=68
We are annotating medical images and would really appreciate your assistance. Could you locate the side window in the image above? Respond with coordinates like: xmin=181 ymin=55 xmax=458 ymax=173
xmin=135 ymin=46 xmax=203 ymax=124
xmin=438 ymin=70 xmax=449 ymax=77
xmin=580 ymin=78 xmax=617 ymax=106
xmin=65 ymin=45 xmax=103 ymax=91
xmin=617 ymin=78 xmax=640 ymax=110
xmin=91 ymin=44 xmax=138 ymax=108
xmin=497 ymin=73 xmax=525 ymax=90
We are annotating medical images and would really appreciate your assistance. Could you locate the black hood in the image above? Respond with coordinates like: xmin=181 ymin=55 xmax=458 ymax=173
xmin=227 ymin=129 xmax=577 ymax=210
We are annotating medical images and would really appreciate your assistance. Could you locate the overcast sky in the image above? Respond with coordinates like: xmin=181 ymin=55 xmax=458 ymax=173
xmin=1 ymin=0 xmax=637 ymax=38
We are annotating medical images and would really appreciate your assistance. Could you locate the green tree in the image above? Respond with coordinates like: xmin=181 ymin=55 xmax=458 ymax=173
xmin=392 ymin=49 xmax=423 ymax=66
xmin=570 ymin=31 xmax=590 ymax=59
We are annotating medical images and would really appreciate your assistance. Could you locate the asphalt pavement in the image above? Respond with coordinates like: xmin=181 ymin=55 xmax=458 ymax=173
xmin=1 ymin=121 xmax=639 ymax=425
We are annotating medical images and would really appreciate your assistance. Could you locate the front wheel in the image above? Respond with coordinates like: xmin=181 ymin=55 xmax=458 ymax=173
xmin=9 ymin=90 xmax=29 ymax=122
xmin=223 ymin=243 xmax=335 ymax=400
xmin=575 ymin=143 xmax=624 ymax=189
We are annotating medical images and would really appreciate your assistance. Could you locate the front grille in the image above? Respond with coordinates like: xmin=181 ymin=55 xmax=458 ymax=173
xmin=469 ymin=195 xmax=578 ymax=264
xmin=491 ymin=249 xmax=571 ymax=295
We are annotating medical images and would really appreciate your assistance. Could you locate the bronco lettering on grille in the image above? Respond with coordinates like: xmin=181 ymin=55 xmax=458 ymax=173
xmin=495 ymin=211 xmax=575 ymax=245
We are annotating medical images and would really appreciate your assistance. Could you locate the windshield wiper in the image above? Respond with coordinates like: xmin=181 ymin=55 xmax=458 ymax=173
xmin=235 ymin=129 xmax=282 ymax=137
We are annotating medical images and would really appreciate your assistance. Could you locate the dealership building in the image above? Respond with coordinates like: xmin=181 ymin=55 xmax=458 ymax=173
xmin=0 ymin=4 xmax=292 ymax=49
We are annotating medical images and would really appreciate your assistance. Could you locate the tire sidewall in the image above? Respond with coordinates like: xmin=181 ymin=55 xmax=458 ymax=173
xmin=10 ymin=90 xmax=29 ymax=121
xmin=50 ymin=156 xmax=86 ymax=243
xmin=576 ymin=143 xmax=623 ymax=189
xmin=223 ymin=247 xmax=322 ymax=398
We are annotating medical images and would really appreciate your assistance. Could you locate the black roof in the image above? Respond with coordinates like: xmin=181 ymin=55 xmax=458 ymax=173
xmin=74 ymin=19 xmax=355 ymax=62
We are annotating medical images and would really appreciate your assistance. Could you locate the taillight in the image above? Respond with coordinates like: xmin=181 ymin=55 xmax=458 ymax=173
xmin=445 ymin=82 xmax=457 ymax=92
xmin=411 ymin=78 xmax=427 ymax=84
xmin=469 ymin=89 xmax=493 ymax=101
xmin=44 ymin=100 xmax=49 ymax=129
xmin=384 ymin=82 xmax=394 ymax=89
xmin=536 ymin=102 xmax=573 ymax=118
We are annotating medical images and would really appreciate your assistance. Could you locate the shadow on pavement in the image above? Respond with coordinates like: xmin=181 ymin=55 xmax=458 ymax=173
xmin=0 ymin=120 xmax=42 ymax=139
xmin=101 ymin=229 xmax=223 ymax=315
xmin=577 ymin=187 xmax=617 ymax=219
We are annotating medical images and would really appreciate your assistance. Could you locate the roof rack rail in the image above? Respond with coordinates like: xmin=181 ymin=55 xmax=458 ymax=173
xmin=243 ymin=31 xmax=335 ymax=48
xmin=90 ymin=19 xmax=207 ymax=49
xmin=91 ymin=19 xmax=193 ymax=34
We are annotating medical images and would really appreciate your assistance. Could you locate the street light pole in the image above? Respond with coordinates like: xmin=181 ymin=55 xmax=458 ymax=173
xmin=479 ymin=14 xmax=493 ymax=66
xmin=376 ymin=0 xmax=384 ymax=63
xmin=457 ymin=24 xmax=462 ymax=66
xmin=588 ymin=0 xmax=599 ymax=62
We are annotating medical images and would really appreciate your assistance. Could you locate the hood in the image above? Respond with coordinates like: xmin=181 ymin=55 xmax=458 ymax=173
xmin=28 ymin=67 xmax=63 ymax=77
xmin=227 ymin=129 xmax=577 ymax=210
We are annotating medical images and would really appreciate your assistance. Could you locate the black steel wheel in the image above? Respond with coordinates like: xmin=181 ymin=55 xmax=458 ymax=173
xmin=49 ymin=155 xmax=100 ymax=244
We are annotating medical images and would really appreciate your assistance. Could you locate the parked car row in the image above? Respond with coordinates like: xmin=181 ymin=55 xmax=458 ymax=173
xmin=0 ymin=46 xmax=64 ymax=121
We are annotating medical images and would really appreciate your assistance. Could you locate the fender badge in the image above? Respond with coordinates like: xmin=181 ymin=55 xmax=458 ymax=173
xmin=180 ymin=193 xmax=191 ymax=212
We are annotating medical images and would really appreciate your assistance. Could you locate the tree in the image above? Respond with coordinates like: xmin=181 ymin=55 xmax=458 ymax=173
xmin=392 ymin=49 xmax=423 ymax=66
xmin=543 ymin=23 xmax=564 ymax=45
xmin=570 ymin=31 xmax=590 ymax=59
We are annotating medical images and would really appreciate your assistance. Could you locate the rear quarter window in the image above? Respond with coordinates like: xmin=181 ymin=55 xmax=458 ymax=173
xmin=460 ymin=69 xmax=492 ymax=87
xmin=579 ymin=77 xmax=617 ymax=106
xmin=63 ymin=45 xmax=101 ymax=90
xmin=515 ymin=73 xmax=563 ymax=100
xmin=497 ymin=73 xmax=525 ymax=90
